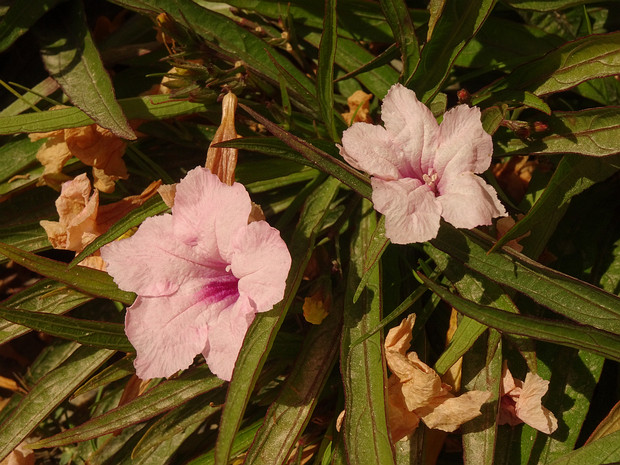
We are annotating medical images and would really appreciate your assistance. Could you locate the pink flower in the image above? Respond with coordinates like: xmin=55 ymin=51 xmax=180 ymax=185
xmin=101 ymin=167 xmax=291 ymax=381
xmin=498 ymin=364 xmax=558 ymax=434
xmin=339 ymin=83 xmax=506 ymax=244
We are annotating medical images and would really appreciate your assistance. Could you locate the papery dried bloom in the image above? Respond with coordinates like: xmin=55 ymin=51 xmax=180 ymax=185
xmin=339 ymin=83 xmax=506 ymax=244
xmin=40 ymin=174 xmax=160 ymax=269
xmin=342 ymin=90 xmax=373 ymax=125
xmin=385 ymin=314 xmax=491 ymax=441
xmin=101 ymin=167 xmax=292 ymax=381
xmin=30 ymin=118 xmax=129 ymax=193
xmin=206 ymin=92 xmax=238 ymax=185
xmin=498 ymin=363 xmax=558 ymax=434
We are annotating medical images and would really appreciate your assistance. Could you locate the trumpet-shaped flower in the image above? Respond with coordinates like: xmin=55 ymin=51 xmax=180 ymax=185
xmin=339 ymin=83 xmax=506 ymax=244
xmin=101 ymin=167 xmax=291 ymax=381
xmin=498 ymin=364 xmax=558 ymax=434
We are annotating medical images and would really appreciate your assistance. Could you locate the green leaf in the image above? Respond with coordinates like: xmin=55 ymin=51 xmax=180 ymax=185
xmin=243 ymin=299 xmax=343 ymax=464
xmin=30 ymin=366 xmax=223 ymax=448
xmin=317 ymin=0 xmax=338 ymax=141
xmin=214 ymin=177 xmax=341 ymax=465
xmin=132 ymin=391 xmax=222 ymax=460
xmin=35 ymin=0 xmax=135 ymax=139
xmin=503 ymin=0 xmax=611 ymax=12
xmin=495 ymin=108 xmax=620 ymax=157
xmin=0 ymin=0 xmax=64 ymax=53
xmin=462 ymin=332 xmax=502 ymax=465
xmin=0 ymin=279 xmax=92 ymax=344
xmin=379 ymin=0 xmax=420 ymax=83
xmin=0 ymin=136 xmax=42 ymax=184
xmin=0 ymin=94 xmax=215 ymax=135
xmin=0 ymin=306 xmax=132 ymax=351
xmin=487 ymin=32 xmax=620 ymax=97
xmin=303 ymin=32 xmax=400 ymax=98
xmin=187 ymin=420 xmax=263 ymax=465
xmin=239 ymin=103 xmax=372 ymax=199
xmin=70 ymin=196 xmax=169 ymax=268
xmin=73 ymin=356 xmax=135 ymax=397
xmin=406 ymin=0 xmax=496 ymax=103
xmin=0 ymin=346 xmax=114 ymax=462
xmin=431 ymin=226 xmax=620 ymax=334
xmin=353 ymin=216 xmax=389 ymax=303
xmin=547 ymin=429 xmax=620 ymax=464
xmin=341 ymin=199 xmax=395 ymax=465
xmin=492 ymin=154 xmax=619 ymax=255
xmin=419 ymin=273 xmax=620 ymax=361
xmin=0 ymin=241 xmax=135 ymax=305
xmin=0 ymin=223 xmax=50 ymax=263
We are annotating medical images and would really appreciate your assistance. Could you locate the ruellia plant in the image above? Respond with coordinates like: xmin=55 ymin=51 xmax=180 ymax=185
xmin=0 ymin=1 xmax=619 ymax=464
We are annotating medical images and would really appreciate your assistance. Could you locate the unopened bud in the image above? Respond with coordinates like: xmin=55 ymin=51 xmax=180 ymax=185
xmin=206 ymin=92 xmax=238 ymax=185
xmin=457 ymin=88 xmax=471 ymax=105
xmin=532 ymin=121 xmax=548 ymax=133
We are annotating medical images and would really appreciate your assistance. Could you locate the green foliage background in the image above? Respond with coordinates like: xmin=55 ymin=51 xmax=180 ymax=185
xmin=0 ymin=1 xmax=619 ymax=464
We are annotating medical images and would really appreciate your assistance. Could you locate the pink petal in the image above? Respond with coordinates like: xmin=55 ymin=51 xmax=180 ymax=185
xmin=339 ymin=123 xmax=401 ymax=179
xmin=515 ymin=373 xmax=558 ymax=434
xmin=434 ymin=105 xmax=493 ymax=178
xmin=171 ymin=167 xmax=251 ymax=261
xmin=101 ymin=215 xmax=217 ymax=296
xmin=202 ymin=295 xmax=256 ymax=381
xmin=371 ymin=178 xmax=442 ymax=244
xmin=229 ymin=221 xmax=291 ymax=312
xmin=437 ymin=173 xmax=506 ymax=229
xmin=126 ymin=291 xmax=210 ymax=379
xmin=380 ymin=83 xmax=439 ymax=178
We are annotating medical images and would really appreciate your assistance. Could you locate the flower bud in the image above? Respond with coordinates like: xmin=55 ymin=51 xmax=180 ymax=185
xmin=206 ymin=92 xmax=239 ymax=185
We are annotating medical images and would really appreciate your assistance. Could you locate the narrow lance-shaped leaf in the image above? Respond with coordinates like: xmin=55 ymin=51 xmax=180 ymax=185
xmin=35 ymin=0 xmax=135 ymax=139
xmin=419 ymin=273 xmax=620 ymax=362
xmin=406 ymin=0 xmax=496 ymax=103
xmin=430 ymin=226 xmax=620 ymax=334
xmin=0 ymin=279 xmax=93 ymax=345
xmin=239 ymin=103 xmax=372 ymax=199
xmin=317 ymin=0 xmax=338 ymax=141
xmin=495 ymin=108 xmax=620 ymax=158
xmin=30 ymin=366 xmax=223 ymax=448
xmin=214 ymin=177 xmax=341 ymax=465
xmin=341 ymin=199 xmax=395 ymax=465
xmin=243 ymin=299 xmax=344 ymax=465
xmin=379 ymin=0 xmax=420 ymax=83
xmin=0 ymin=94 xmax=216 ymax=135
xmin=0 ymin=241 xmax=135 ymax=305
xmin=0 ymin=346 xmax=114 ymax=461
xmin=484 ymin=31 xmax=620 ymax=96
xmin=0 ymin=306 xmax=132 ymax=352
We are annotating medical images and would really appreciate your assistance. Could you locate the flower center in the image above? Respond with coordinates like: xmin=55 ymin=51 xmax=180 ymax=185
xmin=422 ymin=171 xmax=438 ymax=192
xmin=197 ymin=271 xmax=239 ymax=305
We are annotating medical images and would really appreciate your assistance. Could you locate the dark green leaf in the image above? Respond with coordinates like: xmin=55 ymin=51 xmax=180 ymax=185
xmin=0 ymin=346 xmax=114 ymax=461
xmin=547 ymin=429 xmax=620 ymax=465
xmin=317 ymin=0 xmax=338 ymax=141
xmin=0 ymin=306 xmax=132 ymax=351
xmin=0 ymin=241 xmax=135 ymax=305
xmin=431 ymin=226 xmax=620 ymax=334
xmin=419 ymin=273 xmax=620 ymax=361
xmin=495 ymin=108 xmax=620 ymax=157
xmin=380 ymin=0 xmax=420 ymax=83
xmin=341 ymin=199 xmax=395 ymax=465
xmin=30 ymin=366 xmax=223 ymax=448
xmin=243 ymin=300 xmax=343 ymax=464
xmin=36 ymin=0 xmax=135 ymax=139
xmin=406 ymin=0 xmax=496 ymax=103
xmin=0 ymin=279 xmax=92 ymax=344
